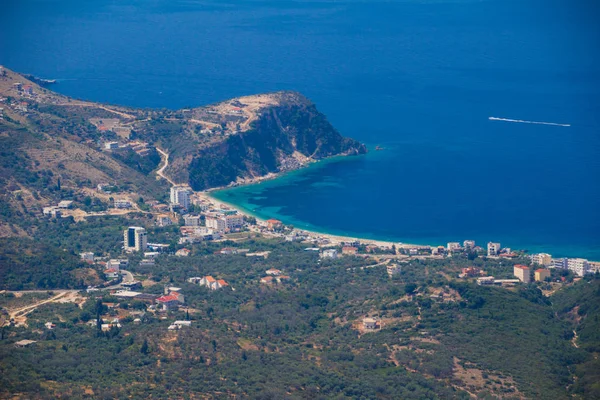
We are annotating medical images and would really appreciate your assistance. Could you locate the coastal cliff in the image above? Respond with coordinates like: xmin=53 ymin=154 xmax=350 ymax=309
xmin=186 ymin=92 xmax=367 ymax=190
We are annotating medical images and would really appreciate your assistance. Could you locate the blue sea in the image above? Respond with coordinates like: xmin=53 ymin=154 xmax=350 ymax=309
xmin=2 ymin=0 xmax=599 ymax=258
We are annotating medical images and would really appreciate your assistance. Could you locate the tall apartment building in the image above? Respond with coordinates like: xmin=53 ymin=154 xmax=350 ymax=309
xmin=531 ymin=253 xmax=552 ymax=266
xmin=513 ymin=264 xmax=530 ymax=283
xmin=170 ymin=186 xmax=191 ymax=210
xmin=124 ymin=226 xmax=147 ymax=252
xmin=487 ymin=242 xmax=501 ymax=257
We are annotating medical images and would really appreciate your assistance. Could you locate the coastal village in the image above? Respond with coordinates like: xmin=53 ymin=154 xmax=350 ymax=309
xmin=1 ymin=67 xmax=599 ymax=398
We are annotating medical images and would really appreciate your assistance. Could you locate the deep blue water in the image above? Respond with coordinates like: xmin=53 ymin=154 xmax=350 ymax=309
xmin=2 ymin=0 xmax=599 ymax=258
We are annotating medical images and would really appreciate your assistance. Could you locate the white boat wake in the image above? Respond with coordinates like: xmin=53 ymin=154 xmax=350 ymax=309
xmin=489 ymin=117 xmax=570 ymax=127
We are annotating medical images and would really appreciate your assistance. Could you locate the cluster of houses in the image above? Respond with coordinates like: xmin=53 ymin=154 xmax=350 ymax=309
xmin=260 ymin=268 xmax=290 ymax=284
xmin=187 ymin=276 xmax=229 ymax=290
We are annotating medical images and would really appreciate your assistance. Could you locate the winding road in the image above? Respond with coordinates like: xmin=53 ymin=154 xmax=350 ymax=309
xmin=155 ymin=147 xmax=176 ymax=186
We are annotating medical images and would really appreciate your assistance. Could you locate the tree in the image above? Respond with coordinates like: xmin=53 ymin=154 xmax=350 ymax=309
xmin=141 ymin=338 xmax=149 ymax=354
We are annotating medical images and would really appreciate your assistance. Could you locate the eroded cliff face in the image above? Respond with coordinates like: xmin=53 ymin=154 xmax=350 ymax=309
xmin=186 ymin=92 xmax=366 ymax=191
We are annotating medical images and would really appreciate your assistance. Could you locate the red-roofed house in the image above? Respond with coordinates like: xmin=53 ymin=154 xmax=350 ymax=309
xmin=104 ymin=268 xmax=119 ymax=279
xmin=198 ymin=276 xmax=228 ymax=290
xmin=266 ymin=219 xmax=283 ymax=231
xmin=156 ymin=294 xmax=179 ymax=311
xmin=260 ymin=276 xmax=274 ymax=284
xmin=534 ymin=268 xmax=550 ymax=282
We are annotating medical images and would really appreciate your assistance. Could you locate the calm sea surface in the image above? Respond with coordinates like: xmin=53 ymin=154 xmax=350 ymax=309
xmin=2 ymin=0 xmax=599 ymax=258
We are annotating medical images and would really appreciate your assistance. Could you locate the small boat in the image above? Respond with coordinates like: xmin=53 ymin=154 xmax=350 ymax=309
xmin=375 ymin=146 xmax=384 ymax=151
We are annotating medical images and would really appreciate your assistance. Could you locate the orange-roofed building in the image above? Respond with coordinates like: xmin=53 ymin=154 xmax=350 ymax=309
xmin=534 ymin=268 xmax=550 ymax=282
xmin=513 ymin=265 xmax=530 ymax=283
xmin=260 ymin=276 xmax=274 ymax=284
xmin=266 ymin=219 xmax=283 ymax=231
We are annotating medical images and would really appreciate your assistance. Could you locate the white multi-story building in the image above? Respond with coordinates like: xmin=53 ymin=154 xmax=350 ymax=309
xmin=156 ymin=214 xmax=173 ymax=227
xmin=124 ymin=227 xmax=147 ymax=252
xmin=550 ymin=258 xmax=567 ymax=269
xmin=531 ymin=253 xmax=552 ymax=266
xmin=205 ymin=216 xmax=227 ymax=232
xmin=321 ymin=249 xmax=338 ymax=259
xmin=184 ymin=215 xmax=201 ymax=227
xmin=447 ymin=242 xmax=461 ymax=252
xmin=487 ymin=242 xmax=501 ymax=257
xmin=80 ymin=252 xmax=94 ymax=262
xmin=170 ymin=186 xmax=191 ymax=210
xmin=463 ymin=240 xmax=476 ymax=250
xmin=567 ymin=258 xmax=589 ymax=277
xmin=225 ymin=214 xmax=244 ymax=230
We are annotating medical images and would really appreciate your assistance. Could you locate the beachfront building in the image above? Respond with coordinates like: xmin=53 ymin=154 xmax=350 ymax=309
xmin=124 ymin=227 xmax=147 ymax=252
xmin=531 ymin=253 xmax=552 ymax=266
xmin=551 ymin=258 xmax=567 ymax=269
xmin=447 ymin=242 xmax=461 ymax=252
xmin=487 ymin=242 xmax=501 ymax=257
xmin=225 ymin=214 xmax=244 ymax=230
xmin=266 ymin=219 xmax=283 ymax=231
xmin=170 ymin=186 xmax=191 ymax=210
xmin=567 ymin=258 xmax=589 ymax=277
xmin=534 ymin=269 xmax=551 ymax=282
xmin=463 ymin=240 xmax=476 ymax=250
xmin=513 ymin=265 xmax=530 ymax=283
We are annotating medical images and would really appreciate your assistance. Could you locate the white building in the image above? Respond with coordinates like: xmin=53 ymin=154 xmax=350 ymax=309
xmin=487 ymin=242 xmax=501 ymax=257
xmin=321 ymin=249 xmax=338 ymax=259
xmin=567 ymin=258 xmax=589 ymax=277
xmin=104 ymin=141 xmax=119 ymax=150
xmin=463 ymin=240 xmax=476 ymax=250
xmin=225 ymin=214 xmax=244 ymax=230
xmin=156 ymin=214 xmax=173 ymax=227
xmin=124 ymin=226 xmax=147 ymax=252
xmin=106 ymin=259 xmax=129 ymax=271
xmin=184 ymin=215 xmax=201 ymax=227
xmin=170 ymin=186 xmax=191 ymax=210
xmin=80 ymin=252 xmax=94 ymax=262
xmin=531 ymin=253 xmax=552 ymax=266
xmin=114 ymin=199 xmax=132 ymax=209
xmin=205 ymin=216 xmax=226 ymax=232
xmin=447 ymin=242 xmax=461 ymax=252
xmin=550 ymin=258 xmax=567 ymax=269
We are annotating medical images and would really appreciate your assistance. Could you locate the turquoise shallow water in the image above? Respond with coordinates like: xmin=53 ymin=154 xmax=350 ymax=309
xmin=1 ymin=0 xmax=599 ymax=259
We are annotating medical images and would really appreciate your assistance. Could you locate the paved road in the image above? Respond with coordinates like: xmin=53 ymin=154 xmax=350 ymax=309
xmin=105 ymin=269 xmax=135 ymax=290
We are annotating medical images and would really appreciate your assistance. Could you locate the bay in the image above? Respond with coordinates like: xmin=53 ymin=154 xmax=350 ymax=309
xmin=1 ymin=0 xmax=599 ymax=258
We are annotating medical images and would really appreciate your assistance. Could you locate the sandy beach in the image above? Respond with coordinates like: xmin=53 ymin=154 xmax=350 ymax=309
xmin=199 ymin=187 xmax=430 ymax=251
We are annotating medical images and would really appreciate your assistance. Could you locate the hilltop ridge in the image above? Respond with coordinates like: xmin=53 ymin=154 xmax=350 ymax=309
xmin=0 ymin=66 xmax=365 ymax=234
